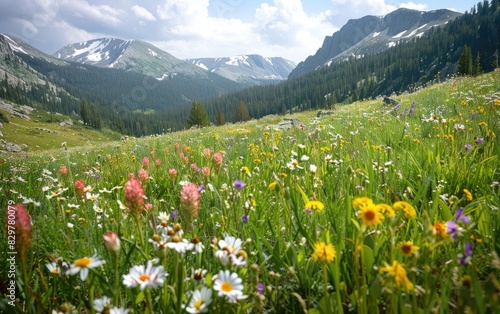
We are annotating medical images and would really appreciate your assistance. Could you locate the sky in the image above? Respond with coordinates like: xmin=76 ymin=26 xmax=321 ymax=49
xmin=0 ymin=0 xmax=480 ymax=63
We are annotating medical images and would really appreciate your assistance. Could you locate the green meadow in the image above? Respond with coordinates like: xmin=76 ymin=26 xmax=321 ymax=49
xmin=1 ymin=71 xmax=499 ymax=313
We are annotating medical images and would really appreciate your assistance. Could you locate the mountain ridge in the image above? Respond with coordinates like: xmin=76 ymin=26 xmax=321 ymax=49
xmin=290 ymin=8 xmax=463 ymax=78
xmin=53 ymin=38 xmax=212 ymax=80
xmin=187 ymin=54 xmax=296 ymax=84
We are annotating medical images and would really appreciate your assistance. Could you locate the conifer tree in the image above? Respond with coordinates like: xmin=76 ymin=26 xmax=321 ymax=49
xmin=186 ymin=100 xmax=210 ymax=128
xmin=473 ymin=52 xmax=482 ymax=76
xmin=216 ymin=110 xmax=225 ymax=126
xmin=457 ymin=45 xmax=473 ymax=76
xmin=234 ymin=100 xmax=250 ymax=122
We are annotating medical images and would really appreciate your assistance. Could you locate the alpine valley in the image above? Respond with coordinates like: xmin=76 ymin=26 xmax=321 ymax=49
xmin=0 ymin=2 xmax=499 ymax=145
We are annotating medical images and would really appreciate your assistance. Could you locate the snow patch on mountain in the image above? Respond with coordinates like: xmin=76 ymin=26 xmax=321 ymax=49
xmin=187 ymin=54 xmax=296 ymax=84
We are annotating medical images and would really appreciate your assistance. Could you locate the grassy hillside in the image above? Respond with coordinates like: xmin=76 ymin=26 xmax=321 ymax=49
xmin=0 ymin=71 xmax=499 ymax=313
xmin=0 ymin=107 xmax=121 ymax=152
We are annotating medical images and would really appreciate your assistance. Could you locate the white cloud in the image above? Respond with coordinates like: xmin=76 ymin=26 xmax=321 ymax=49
xmin=330 ymin=0 xmax=396 ymax=25
xmin=61 ymin=0 xmax=123 ymax=26
xmin=132 ymin=5 xmax=156 ymax=22
xmin=399 ymin=2 xmax=428 ymax=11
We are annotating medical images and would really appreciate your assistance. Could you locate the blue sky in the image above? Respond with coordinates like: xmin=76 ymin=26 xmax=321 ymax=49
xmin=0 ymin=0 xmax=480 ymax=63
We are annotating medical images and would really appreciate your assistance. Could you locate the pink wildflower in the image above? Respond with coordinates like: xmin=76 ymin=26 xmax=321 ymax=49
xmin=180 ymin=183 xmax=200 ymax=219
xmin=155 ymin=159 xmax=161 ymax=168
xmin=74 ymin=179 xmax=85 ymax=198
xmin=202 ymin=167 xmax=210 ymax=177
xmin=7 ymin=204 xmax=31 ymax=262
xmin=169 ymin=168 xmax=178 ymax=178
xmin=138 ymin=169 xmax=149 ymax=182
xmin=142 ymin=157 xmax=150 ymax=169
xmin=102 ymin=231 xmax=121 ymax=252
xmin=203 ymin=148 xmax=211 ymax=158
xmin=60 ymin=165 xmax=68 ymax=176
xmin=124 ymin=173 xmax=145 ymax=211
xmin=213 ymin=152 xmax=223 ymax=168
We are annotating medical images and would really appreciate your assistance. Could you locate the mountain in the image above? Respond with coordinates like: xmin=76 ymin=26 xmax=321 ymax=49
xmin=53 ymin=38 xmax=213 ymax=80
xmin=0 ymin=33 xmax=249 ymax=133
xmin=290 ymin=8 xmax=463 ymax=78
xmin=187 ymin=55 xmax=296 ymax=84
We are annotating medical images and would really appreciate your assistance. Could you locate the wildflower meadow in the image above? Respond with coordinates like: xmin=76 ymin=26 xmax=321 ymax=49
xmin=1 ymin=71 xmax=499 ymax=313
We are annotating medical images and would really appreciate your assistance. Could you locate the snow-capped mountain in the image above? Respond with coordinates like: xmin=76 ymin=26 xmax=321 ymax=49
xmin=187 ymin=55 xmax=297 ymax=84
xmin=290 ymin=8 xmax=462 ymax=78
xmin=53 ymin=38 xmax=211 ymax=80
xmin=2 ymin=34 xmax=67 ymax=66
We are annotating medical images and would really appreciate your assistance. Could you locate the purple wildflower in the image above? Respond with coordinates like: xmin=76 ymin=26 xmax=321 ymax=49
xmin=475 ymin=138 xmax=484 ymax=144
xmin=257 ymin=282 xmax=265 ymax=294
xmin=171 ymin=210 xmax=178 ymax=219
xmin=241 ymin=214 xmax=249 ymax=223
xmin=455 ymin=207 xmax=471 ymax=224
xmin=459 ymin=242 xmax=473 ymax=265
xmin=446 ymin=220 xmax=460 ymax=240
xmin=465 ymin=144 xmax=472 ymax=150
xmin=233 ymin=180 xmax=246 ymax=190
xmin=471 ymin=112 xmax=477 ymax=119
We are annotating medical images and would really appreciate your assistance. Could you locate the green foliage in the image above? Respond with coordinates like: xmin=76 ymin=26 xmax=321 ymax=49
xmin=186 ymin=100 xmax=210 ymax=128
xmin=457 ymin=45 xmax=473 ymax=75
xmin=234 ymin=100 xmax=250 ymax=122
xmin=216 ymin=110 xmax=225 ymax=126
xmin=0 ymin=110 xmax=9 ymax=123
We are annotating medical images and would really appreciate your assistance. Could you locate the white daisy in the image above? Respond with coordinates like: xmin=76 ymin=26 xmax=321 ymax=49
xmin=186 ymin=237 xmax=205 ymax=254
xmin=184 ymin=286 xmax=212 ymax=313
xmin=158 ymin=211 xmax=169 ymax=223
xmin=167 ymin=238 xmax=190 ymax=254
xmin=122 ymin=262 xmax=168 ymax=290
xmin=93 ymin=296 xmax=112 ymax=313
xmin=109 ymin=307 xmax=130 ymax=314
xmin=66 ymin=254 xmax=106 ymax=281
xmin=217 ymin=234 xmax=243 ymax=255
xmin=213 ymin=270 xmax=247 ymax=303
xmin=46 ymin=262 xmax=61 ymax=275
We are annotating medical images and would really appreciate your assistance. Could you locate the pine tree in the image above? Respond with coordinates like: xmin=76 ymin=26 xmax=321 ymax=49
xmin=457 ymin=45 xmax=473 ymax=76
xmin=216 ymin=111 xmax=225 ymax=126
xmin=234 ymin=100 xmax=250 ymax=122
xmin=473 ymin=52 xmax=482 ymax=76
xmin=186 ymin=100 xmax=210 ymax=128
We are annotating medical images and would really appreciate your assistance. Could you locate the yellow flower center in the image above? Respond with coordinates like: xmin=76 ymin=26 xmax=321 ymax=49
xmin=74 ymin=257 xmax=91 ymax=268
xmin=139 ymin=274 xmax=150 ymax=282
xmin=221 ymin=282 xmax=233 ymax=293
xmin=194 ymin=300 xmax=204 ymax=310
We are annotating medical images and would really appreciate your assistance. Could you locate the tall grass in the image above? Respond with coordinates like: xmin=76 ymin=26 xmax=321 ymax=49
xmin=1 ymin=71 xmax=499 ymax=313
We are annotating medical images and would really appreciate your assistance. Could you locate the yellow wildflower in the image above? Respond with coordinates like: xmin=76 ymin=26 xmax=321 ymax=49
xmin=376 ymin=203 xmax=395 ymax=218
xmin=393 ymin=201 xmax=416 ymax=218
xmin=268 ymin=182 xmax=277 ymax=190
xmin=305 ymin=200 xmax=325 ymax=213
xmin=431 ymin=221 xmax=448 ymax=238
xmin=380 ymin=261 xmax=414 ymax=291
xmin=463 ymin=189 xmax=473 ymax=201
xmin=311 ymin=241 xmax=336 ymax=264
xmin=398 ymin=241 xmax=420 ymax=256
xmin=353 ymin=198 xmax=384 ymax=227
